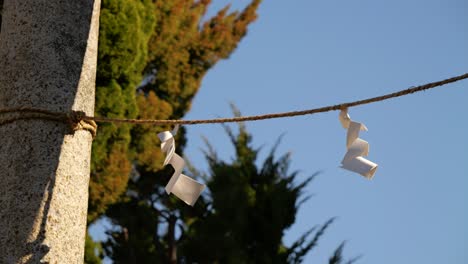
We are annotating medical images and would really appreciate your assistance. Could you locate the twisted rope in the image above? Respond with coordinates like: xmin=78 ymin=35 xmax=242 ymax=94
xmin=89 ymin=72 xmax=468 ymax=124
xmin=0 ymin=109 xmax=97 ymax=138
xmin=0 ymin=72 xmax=467 ymax=131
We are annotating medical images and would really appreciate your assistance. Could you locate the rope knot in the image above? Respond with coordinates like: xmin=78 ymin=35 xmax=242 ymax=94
xmin=68 ymin=111 xmax=97 ymax=139
xmin=68 ymin=110 xmax=85 ymax=124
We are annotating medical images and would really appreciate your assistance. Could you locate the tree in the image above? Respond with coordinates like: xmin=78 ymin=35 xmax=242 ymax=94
xmin=105 ymin=117 xmax=357 ymax=263
xmin=88 ymin=0 xmax=156 ymax=222
xmin=0 ymin=0 xmax=100 ymax=262
xmin=86 ymin=1 xmax=357 ymax=263
xmin=180 ymin=121 xmax=336 ymax=263
xmin=86 ymin=0 xmax=262 ymax=262
xmin=85 ymin=234 xmax=104 ymax=264
xmin=88 ymin=0 xmax=261 ymax=222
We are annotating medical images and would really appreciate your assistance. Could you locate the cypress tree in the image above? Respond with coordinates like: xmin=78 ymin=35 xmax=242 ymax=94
xmin=86 ymin=0 xmax=262 ymax=262
xmin=88 ymin=0 xmax=260 ymax=223
xmin=178 ymin=114 xmax=354 ymax=263
xmin=88 ymin=0 xmax=156 ymax=222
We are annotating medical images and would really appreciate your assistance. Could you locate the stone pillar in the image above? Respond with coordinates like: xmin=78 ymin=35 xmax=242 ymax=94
xmin=0 ymin=0 xmax=100 ymax=262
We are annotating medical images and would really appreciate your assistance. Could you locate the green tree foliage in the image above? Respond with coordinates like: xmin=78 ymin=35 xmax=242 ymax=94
xmin=84 ymin=234 xmax=104 ymax=264
xmin=104 ymin=120 xmax=355 ymax=263
xmin=328 ymin=242 xmax=361 ymax=264
xmin=88 ymin=0 xmax=261 ymax=222
xmin=179 ymin=122 xmax=339 ymax=263
xmin=87 ymin=0 xmax=356 ymax=262
xmin=132 ymin=0 xmax=261 ymax=172
xmin=89 ymin=0 xmax=156 ymax=222
xmin=87 ymin=0 xmax=262 ymax=262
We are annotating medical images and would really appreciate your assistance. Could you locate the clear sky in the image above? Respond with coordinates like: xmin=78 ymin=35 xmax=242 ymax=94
xmin=183 ymin=0 xmax=468 ymax=263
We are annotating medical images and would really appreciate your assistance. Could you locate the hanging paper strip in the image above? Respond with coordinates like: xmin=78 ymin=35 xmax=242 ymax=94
xmin=158 ymin=125 xmax=206 ymax=205
xmin=339 ymin=109 xmax=378 ymax=179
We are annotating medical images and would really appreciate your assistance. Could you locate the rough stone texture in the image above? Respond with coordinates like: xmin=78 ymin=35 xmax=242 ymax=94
xmin=1 ymin=0 xmax=3 ymax=31
xmin=0 ymin=0 xmax=100 ymax=262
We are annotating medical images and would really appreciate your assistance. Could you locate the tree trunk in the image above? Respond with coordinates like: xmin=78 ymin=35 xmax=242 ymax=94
xmin=168 ymin=214 xmax=178 ymax=264
xmin=0 ymin=0 xmax=100 ymax=263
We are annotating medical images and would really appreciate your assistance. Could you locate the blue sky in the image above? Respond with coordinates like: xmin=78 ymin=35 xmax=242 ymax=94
xmin=182 ymin=0 xmax=468 ymax=263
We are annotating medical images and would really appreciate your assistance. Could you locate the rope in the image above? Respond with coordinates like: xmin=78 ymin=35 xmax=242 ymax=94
xmin=88 ymin=72 xmax=468 ymax=124
xmin=0 ymin=109 xmax=97 ymax=138
xmin=0 ymin=72 xmax=467 ymax=130
xmin=68 ymin=111 xmax=98 ymax=138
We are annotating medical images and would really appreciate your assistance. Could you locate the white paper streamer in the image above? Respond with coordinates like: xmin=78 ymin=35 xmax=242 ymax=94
xmin=339 ymin=109 xmax=378 ymax=179
xmin=158 ymin=125 xmax=206 ymax=205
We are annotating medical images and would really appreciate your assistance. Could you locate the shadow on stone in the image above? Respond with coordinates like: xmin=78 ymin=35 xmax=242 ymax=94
xmin=0 ymin=0 xmax=97 ymax=262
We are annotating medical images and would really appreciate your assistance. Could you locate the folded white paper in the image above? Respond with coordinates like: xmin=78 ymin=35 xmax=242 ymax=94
xmin=339 ymin=109 xmax=377 ymax=179
xmin=158 ymin=125 xmax=206 ymax=205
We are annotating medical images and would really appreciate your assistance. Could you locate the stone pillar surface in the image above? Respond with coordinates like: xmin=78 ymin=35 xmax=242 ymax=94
xmin=0 ymin=0 xmax=100 ymax=262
